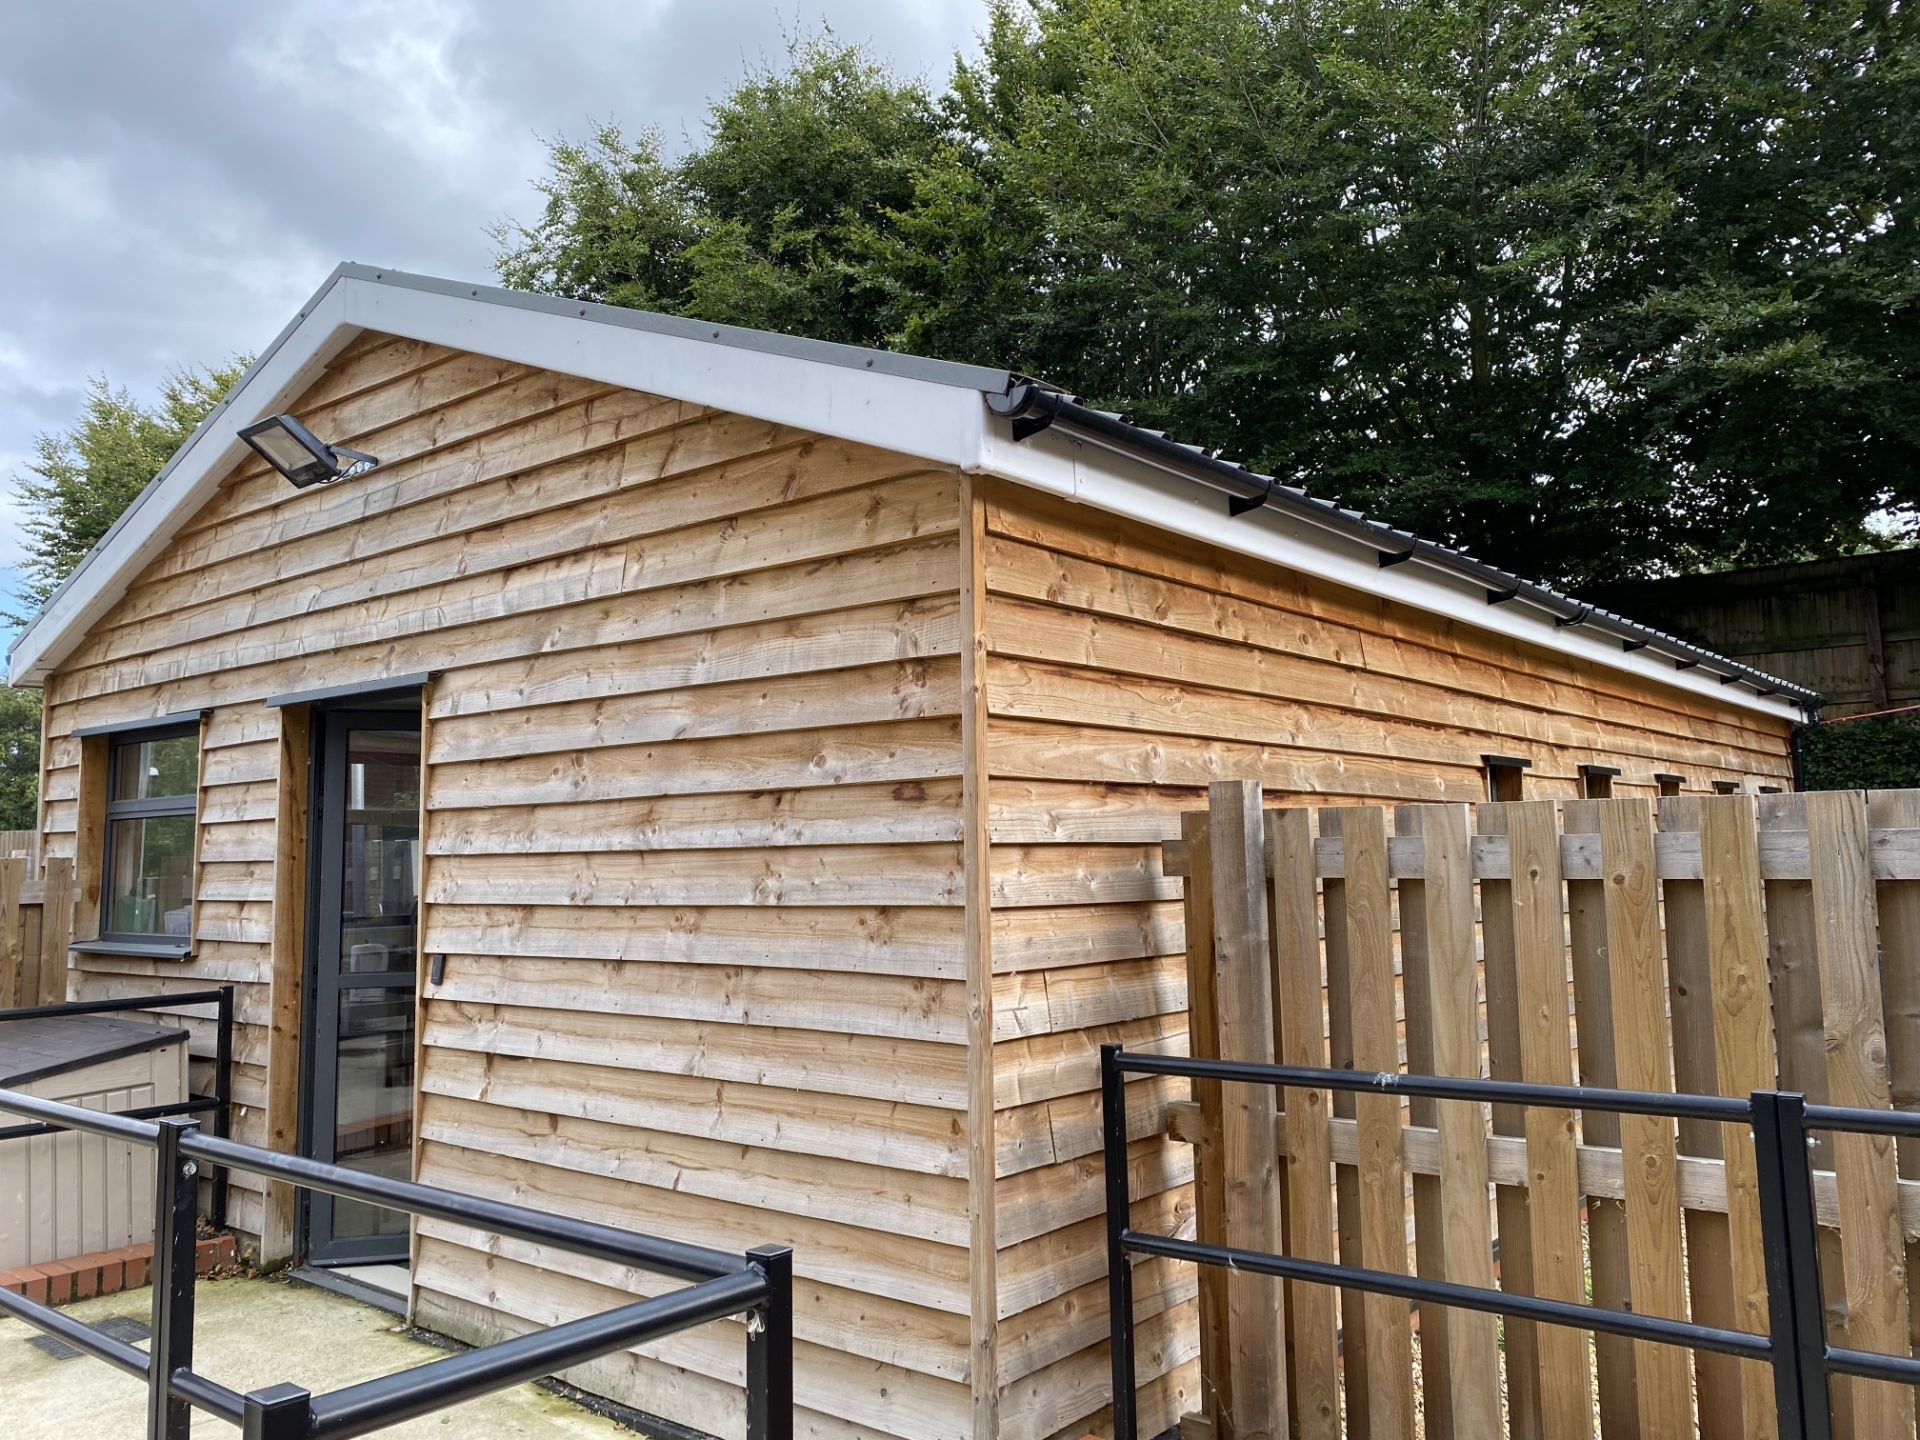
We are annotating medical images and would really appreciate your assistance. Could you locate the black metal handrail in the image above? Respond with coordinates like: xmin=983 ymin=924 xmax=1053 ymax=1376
xmin=0 ymin=1087 xmax=794 ymax=1440
xmin=0 ymin=987 xmax=236 ymax=1227
xmin=1099 ymin=1043 xmax=1920 ymax=1440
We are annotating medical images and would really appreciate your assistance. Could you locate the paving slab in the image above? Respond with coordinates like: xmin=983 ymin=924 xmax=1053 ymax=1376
xmin=0 ymin=1273 xmax=644 ymax=1438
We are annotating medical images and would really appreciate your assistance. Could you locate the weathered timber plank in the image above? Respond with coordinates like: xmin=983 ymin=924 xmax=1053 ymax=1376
xmin=1808 ymin=789 xmax=1916 ymax=1436
xmin=1267 ymin=807 xmax=1339 ymax=1440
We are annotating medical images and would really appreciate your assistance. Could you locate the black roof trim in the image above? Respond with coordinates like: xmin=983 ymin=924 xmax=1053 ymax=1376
xmin=987 ymin=382 xmax=1821 ymax=713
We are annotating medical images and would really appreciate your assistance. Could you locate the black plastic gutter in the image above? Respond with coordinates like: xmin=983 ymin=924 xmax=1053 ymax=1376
xmin=988 ymin=381 xmax=1821 ymax=715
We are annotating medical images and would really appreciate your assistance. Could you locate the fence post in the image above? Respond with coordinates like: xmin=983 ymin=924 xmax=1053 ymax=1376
xmin=745 ymin=1244 xmax=794 ymax=1440
xmin=1751 ymin=1090 xmax=1833 ymax=1440
xmin=212 ymin=984 xmax=234 ymax=1231
xmin=242 ymin=1382 xmax=312 ymax=1440
xmin=1102 ymin=1043 xmax=1139 ymax=1440
xmin=149 ymin=1116 xmax=202 ymax=1440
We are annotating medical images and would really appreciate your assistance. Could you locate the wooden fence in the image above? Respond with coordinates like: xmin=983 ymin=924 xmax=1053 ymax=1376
xmin=0 ymin=857 xmax=74 ymax=1009
xmin=1163 ymin=785 xmax=1920 ymax=1440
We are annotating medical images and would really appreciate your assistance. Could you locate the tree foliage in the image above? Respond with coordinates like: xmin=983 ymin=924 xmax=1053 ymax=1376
xmin=14 ymin=359 xmax=250 ymax=612
xmin=0 ymin=688 xmax=41 ymax=832
xmin=1800 ymin=714 xmax=1920 ymax=790
xmin=6 ymin=357 xmax=248 ymax=831
xmin=495 ymin=2 xmax=1919 ymax=589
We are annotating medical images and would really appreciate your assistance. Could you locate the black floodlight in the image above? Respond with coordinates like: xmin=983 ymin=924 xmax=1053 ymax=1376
xmin=237 ymin=414 xmax=378 ymax=489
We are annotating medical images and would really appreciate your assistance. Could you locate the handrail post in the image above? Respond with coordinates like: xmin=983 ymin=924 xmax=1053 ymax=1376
xmin=212 ymin=984 xmax=234 ymax=1231
xmin=745 ymin=1245 xmax=794 ymax=1440
xmin=149 ymin=1116 xmax=202 ymax=1440
xmin=1101 ymin=1044 xmax=1138 ymax=1440
xmin=242 ymin=1381 xmax=312 ymax=1440
xmin=1752 ymin=1090 xmax=1833 ymax=1440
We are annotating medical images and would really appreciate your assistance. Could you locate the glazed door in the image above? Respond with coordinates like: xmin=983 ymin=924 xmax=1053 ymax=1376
xmin=303 ymin=710 xmax=422 ymax=1266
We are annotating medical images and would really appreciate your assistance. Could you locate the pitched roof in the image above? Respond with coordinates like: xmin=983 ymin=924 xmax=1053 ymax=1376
xmin=8 ymin=263 xmax=1816 ymax=718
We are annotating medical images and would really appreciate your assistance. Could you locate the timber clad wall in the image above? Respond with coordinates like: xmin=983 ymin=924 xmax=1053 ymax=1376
xmin=974 ymin=480 xmax=1797 ymax=1439
xmin=28 ymin=326 xmax=1797 ymax=1440
xmin=38 ymin=332 xmax=977 ymax=1440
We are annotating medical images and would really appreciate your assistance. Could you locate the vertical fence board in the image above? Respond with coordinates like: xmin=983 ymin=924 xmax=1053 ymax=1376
xmin=1208 ymin=781 xmax=1286 ymax=1440
xmin=1808 ymin=789 xmax=1917 ymax=1438
xmin=1597 ymin=798 xmax=1694 ymax=1437
xmin=1394 ymin=806 xmax=1452 ymax=1440
xmin=1405 ymin=802 xmax=1502 ymax=1437
xmin=1566 ymin=798 xmax=1638 ymax=1440
xmin=1869 ymin=789 xmax=1920 ymax=1368
xmin=1181 ymin=809 xmax=1230 ymax=1436
xmin=39 ymin=859 xmax=72 ymax=1007
xmin=1340 ymin=807 xmax=1413 ymax=1440
xmin=1702 ymin=795 xmax=1787 ymax=1440
xmin=1506 ymin=800 xmax=1595 ymax=1440
xmin=1756 ymin=791 xmax=1853 ymax=1438
xmin=1662 ymin=796 xmax=1750 ymax=1440
xmin=0 ymin=858 xmax=22 ymax=1010
xmin=1320 ymin=808 xmax=1370 ymax=1440
xmin=1268 ymin=808 xmax=1340 ymax=1440
xmin=1477 ymin=800 xmax=1541 ymax=1440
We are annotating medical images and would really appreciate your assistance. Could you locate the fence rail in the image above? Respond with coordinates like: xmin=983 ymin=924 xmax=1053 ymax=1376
xmin=0 ymin=1087 xmax=794 ymax=1440
xmin=1161 ymin=785 xmax=1920 ymax=1440
xmin=1101 ymin=1044 xmax=1920 ymax=1440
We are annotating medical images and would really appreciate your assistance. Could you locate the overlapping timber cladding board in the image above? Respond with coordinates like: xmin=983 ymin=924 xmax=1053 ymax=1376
xmin=1164 ymin=785 xmax=1920 ymax=1440
xmin=4 ymin=264 xmax=1812 ymax=1440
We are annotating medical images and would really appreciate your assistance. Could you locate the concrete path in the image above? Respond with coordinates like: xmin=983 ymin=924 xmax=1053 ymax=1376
xmin=0 ymin=1273 xmax=642 ymax=1438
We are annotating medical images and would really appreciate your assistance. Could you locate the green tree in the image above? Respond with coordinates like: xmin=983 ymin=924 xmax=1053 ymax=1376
xmin=15 ymin=359 xmax=250 ymax=611
xmin=5 ymin=357 xmax=248 ymax=834
xmin=492 ymin=35 xmax=948 ymax=347
xmin=0 ymin=687 xmax=41 ymax=832
xmin=497 ymin=3 xmax=1920 ymax=589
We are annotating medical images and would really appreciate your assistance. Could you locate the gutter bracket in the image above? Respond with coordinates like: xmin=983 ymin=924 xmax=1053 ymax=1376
xmin=1554 ymin=604 xmax=1594 ymax=629
xmin=1011 ymin=410 xmax=1055 ymax=443
xmin=1486 ymin=585 xmax=1522 ymax=605
xmin=1378 ymin=549 xmax=1416 ymax=568
xmin=1227 ymin=478 xmax=1277 ymax=518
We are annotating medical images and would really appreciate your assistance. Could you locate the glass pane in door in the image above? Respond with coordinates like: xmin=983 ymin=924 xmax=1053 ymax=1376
xmin=307 ymin=713 xmax=421 ymax=1265
xmin=330 ymin=985 xmax=415 ymax=1241
xmin=337 ymin=728 xmax=420 ymax=976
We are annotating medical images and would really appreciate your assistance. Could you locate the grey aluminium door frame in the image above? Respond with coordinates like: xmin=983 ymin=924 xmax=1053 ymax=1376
xmin=298 ymin=704 xmax=422 ymax=1267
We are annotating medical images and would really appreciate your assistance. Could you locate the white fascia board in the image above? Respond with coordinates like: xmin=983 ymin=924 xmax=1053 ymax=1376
xmin=8 ymin=272 xmax=986 ymax=688
xmin=8 ymin=283 xmax=365 ymax=687
xmin=974 ymin=421 xmax=1806 ymax=725
xmin=334 ymin=277 xmax=985 ymax=470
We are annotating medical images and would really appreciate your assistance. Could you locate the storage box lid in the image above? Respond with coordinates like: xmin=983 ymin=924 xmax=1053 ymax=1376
xmin=0 ymin=1015 xmax=191 ymax=1086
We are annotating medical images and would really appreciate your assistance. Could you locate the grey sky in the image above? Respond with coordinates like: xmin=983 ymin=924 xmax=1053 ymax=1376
xmin=0 ymin=0 xmax=986 ymax=629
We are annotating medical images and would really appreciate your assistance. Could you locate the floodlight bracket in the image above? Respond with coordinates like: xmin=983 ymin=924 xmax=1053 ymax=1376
xmin=325 ymin=445 xmax=379 ymax=481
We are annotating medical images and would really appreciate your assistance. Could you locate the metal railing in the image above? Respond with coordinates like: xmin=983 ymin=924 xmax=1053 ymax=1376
xmin=1099 ymin=1043 xmax=1920 ymax=1440
xmin=0 ymin=1087 xmax=794 ymax=1440
xmin=0 ymin=987 xmax=236 ymax=1228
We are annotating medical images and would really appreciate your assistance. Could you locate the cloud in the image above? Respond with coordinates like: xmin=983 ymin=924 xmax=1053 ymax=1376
xmin=0 ymin=0 xmax=986 ymax=638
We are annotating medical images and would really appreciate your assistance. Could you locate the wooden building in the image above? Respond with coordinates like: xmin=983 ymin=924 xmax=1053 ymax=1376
xmin=5 ymin=265 xmax=1812 ymax=1440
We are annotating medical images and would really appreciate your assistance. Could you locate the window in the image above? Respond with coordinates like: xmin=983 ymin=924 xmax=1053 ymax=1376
xmin=1482 ymin=754 xmax=1531 ymax=802
xmin=1655 ymin=773 xmax=1685 ymax=798
xmin=102 ymin=724 xmax=198 ymax=946
xmin=1580 ymin=764 xmax=1620 ymax=799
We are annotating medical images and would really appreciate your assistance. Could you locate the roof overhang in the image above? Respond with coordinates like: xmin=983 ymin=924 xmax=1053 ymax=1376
xmin=9 ymin=263 xmax=1812 ymax=724
xmin=8 ymin=264 xmax=999 ymax=686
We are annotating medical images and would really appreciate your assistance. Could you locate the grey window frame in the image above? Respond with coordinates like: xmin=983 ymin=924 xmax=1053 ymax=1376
xmin=99 ymin=721 xmax=198 ymax=950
